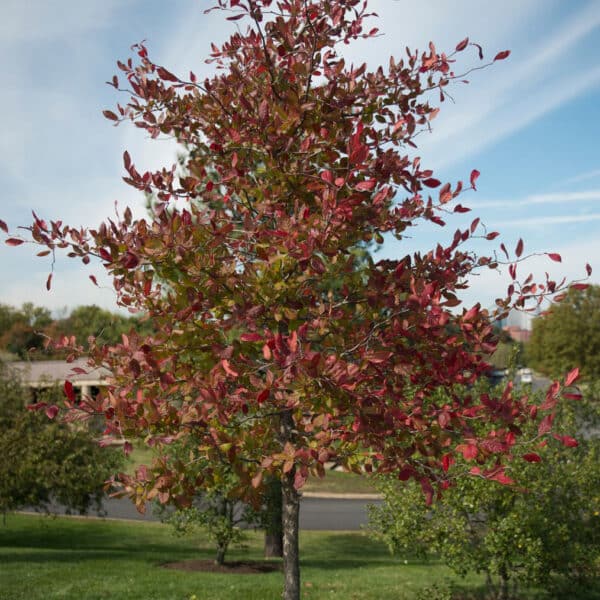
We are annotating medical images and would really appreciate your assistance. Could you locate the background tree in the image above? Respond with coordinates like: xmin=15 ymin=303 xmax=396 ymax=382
xmin=154 ymin=434 xmax=263 ymax=566
xmin=0 ymin=363 xmax=123 ymax=519
xmin=3 ymin=1 xmax=586 ymax=598
xmin=0 ymin=303 xmax=52 ymax=359
xmin=368 ymin=381 xmax=600 ymax=600
xmin=527 ymin=285 xmax=600 ymax=380
xmin=0 ymin=303 xmax=153 ymax=360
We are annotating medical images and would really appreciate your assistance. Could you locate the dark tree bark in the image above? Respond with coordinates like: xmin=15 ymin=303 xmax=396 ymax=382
xmin=499 ymin=565 xmax=510 ymax=600
xmin=263 ymin=475 xmax=283 ymax=558
xmin=282 ymin=469 xmax=300 ymax=600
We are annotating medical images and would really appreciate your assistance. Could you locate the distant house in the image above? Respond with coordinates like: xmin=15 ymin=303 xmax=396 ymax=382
xmin=9 ymin=358 xmax=110 ymax=400
xmin=502 ymin=325 xmax=531 ymax=343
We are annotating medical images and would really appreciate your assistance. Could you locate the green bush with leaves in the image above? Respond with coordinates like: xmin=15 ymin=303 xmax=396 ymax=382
xmin=150 ymin=434 xmax=264 ymax=566
xmin=527 ymin=285 xmax=600 ymax=380
xmin=368 ymin=382 xmax=600 ymax=599
xmin=0 ymin=364 xmax=123 ymax=518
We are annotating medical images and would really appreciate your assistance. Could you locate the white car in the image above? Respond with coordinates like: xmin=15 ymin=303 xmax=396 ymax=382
xmin=519 ymin=368 xmax=533 ymax=384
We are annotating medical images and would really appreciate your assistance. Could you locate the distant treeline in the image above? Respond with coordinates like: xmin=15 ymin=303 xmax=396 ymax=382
xmin=0 ymin=303 xmax=152 ymax=360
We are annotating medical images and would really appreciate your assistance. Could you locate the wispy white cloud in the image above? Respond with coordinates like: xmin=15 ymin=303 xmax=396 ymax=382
xmin=413 ymin=1 xmax=600 ymax=169
xmin=495 ymin=213 xmax=600 ymax=227
xmin=477 ymin=190 xmax=600 ymax=209
xmin=554 ymin=168 xmax=600 ymax=187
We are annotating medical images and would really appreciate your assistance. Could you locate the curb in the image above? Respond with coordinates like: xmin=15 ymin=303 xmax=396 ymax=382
xmin=300 ymin=492 xmax=382 ymax=500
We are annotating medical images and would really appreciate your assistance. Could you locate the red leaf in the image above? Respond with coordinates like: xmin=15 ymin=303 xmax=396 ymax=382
xmin=560 ymin=435 xmax=578 ymax=448
xmin=420 ymin=478 xmax=434 ymax=506
xmin=442 ymin=453 xmax=454 ymax=472
xmin=222 ymin=359 xmax=238 ymax=377
xmin=99 ymin=248 xmax=112 ymax=262
xmin=488 ymin=468 xmax=514 ymax=485
xmin=294 ymin=468 xmax=308 ymax=490
xmin=0 ymin=219 xmax=7 ymax=233
xmin=453 ymin=204 xmax=470 ymax=213
xmin=240 ymin=332 xmax=262 ymax=342
xmin=586 ymin=263 xmax=592 ymax=275
xmin=470 ymin=169 xmax=480 ymax=189
xmin=320 ymin=170 xmax=333 ymax=184
xmin=455 ymin=37 xmax=469 ymax=52
xmin=102 ymin=110 xmax=119 ymax=121
xmin=366 ymin=351 xmax=393 ymax=364
xmin=257 ymin=389 xmax=270 ymax=404
xmin=45 ymin=405 xmax=59 ymax=420
xmin=89 ymin=275 xmax=98 ymax=286
xmin=486 ymin=231 xmax=500 ymax=240
xmin=5 ymin=238 xmax=24 ymax=246
xmin=157 ymin=66 xmax=178 ymax=82
xmin=463 ymin=303 xmax=480 ymax=322
xmin=398 ymin=467 xmax=414 ymax=481
xmin=457 ymin=443 xmax=478 ymax=460
xmin=494 ymin=50 xmax=511 ymax=61
xmin=356 ymin=179 xmax=376 ymax=192
xmin=515 ymin=238 xmax=524 ymax=258
xmin=423 ymin=178 xmax=441 ymax=188
xmin=64 ymin=380 xmax=76 ymax=402
xmin=571 ymin=283 xmax=589 ymax=291
xmin=565 ymin=367 xmax=580 ymax=386
xmin=46 ymin=273 xmax=52 ymax=291
xmin=547 ymin=253 xmax=562 ymax=263
xmin=438 ymin=182 xmax=452 ymax=203
xmin=251 ymin=471 xmax=263 ymax=489
xmin=522 ymin=453 xmax=541 ymax=463
xmin=538 ymin=414 xmax=554 ymax=436
xmin=122 ymin=252 xmax=139 ymax=269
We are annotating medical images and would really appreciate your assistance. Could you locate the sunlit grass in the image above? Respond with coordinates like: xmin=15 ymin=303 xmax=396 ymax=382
xmin=1 ymin=514 xmax=482 ymax=600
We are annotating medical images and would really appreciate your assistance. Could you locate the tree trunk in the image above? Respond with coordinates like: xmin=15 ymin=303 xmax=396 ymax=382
xmin=215 ymin=542 xmax=226 ymax=566
xmin=499 ymin=565 xmax=510 ymax=600
xmin=264 ymin=475 xmax=283 ymax=558
xmin=280 ymin=407 xmax=300 ymax=600
xmin=282 ymin=469 xmax=300 ymax=600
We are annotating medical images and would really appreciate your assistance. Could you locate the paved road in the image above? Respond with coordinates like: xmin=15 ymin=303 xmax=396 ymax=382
xmin=33 ymin=495 xmax=381 ymax=531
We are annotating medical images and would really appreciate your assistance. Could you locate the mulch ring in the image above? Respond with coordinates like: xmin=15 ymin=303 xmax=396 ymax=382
xmin=161 ymin=559 xmax=282 ymax=574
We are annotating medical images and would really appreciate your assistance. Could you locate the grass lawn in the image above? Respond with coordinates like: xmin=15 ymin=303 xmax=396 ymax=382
xmin=0 ymin=513 xmax=488 ymax=600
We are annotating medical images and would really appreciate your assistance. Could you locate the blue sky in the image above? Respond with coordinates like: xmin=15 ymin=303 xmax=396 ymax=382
xmin=1 ymin=0 xmax=599 ymax=316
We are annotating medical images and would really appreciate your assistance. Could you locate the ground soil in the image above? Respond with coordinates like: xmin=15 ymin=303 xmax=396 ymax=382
xmin=161 ymin=559 xmax=281 ymax=574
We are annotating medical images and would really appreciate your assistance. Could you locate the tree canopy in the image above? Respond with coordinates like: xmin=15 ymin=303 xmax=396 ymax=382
xmin=2 ymin=1 xmax=586 ymax=597
xmin=527 ymin=285 xmax=600 ymax=380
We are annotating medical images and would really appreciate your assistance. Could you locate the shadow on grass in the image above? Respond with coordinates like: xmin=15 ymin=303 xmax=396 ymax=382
xmin=299 ymin=532 xmax=433 ymax=571
xmin=0 ymin=515 xmax=212 ymax=561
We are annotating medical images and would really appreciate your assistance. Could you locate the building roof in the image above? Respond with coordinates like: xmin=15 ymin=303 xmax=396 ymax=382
xmin=8 ymin=358 xmax=110 ymax=388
